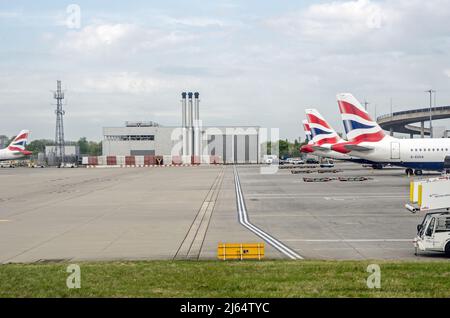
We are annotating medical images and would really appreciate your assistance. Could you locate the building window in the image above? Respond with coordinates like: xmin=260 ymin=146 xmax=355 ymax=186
xmin=105 ymin=135 xmax=155 ymax=141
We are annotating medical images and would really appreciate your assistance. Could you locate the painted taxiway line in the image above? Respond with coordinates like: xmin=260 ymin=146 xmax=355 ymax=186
xmin=233 ymin=166 xmax=303 ymax=260
xmin=246 ymin=193 xmax=406 ymax=196
xmin=249 ymin=213 xmax=414 ymax=218
xmin=246 ymin=195 xmax=406 ymax=200
xmin=281 ymin=239 xmax=412 ymax=243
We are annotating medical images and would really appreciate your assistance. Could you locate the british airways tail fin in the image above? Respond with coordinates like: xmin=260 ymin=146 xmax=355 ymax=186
xmin=302 ymin=119 xmax=312 ymax=142
xmin=7 ymin=130 xmax=32 ymax=155
xmin=336 ymin=93 xmax=385 ymax=143
xmin=305 ymin=109 xmax=341 ymax=146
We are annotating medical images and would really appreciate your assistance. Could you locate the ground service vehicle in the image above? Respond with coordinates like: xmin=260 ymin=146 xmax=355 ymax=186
xmin=414 ymin=212 xmax=450 ymax=256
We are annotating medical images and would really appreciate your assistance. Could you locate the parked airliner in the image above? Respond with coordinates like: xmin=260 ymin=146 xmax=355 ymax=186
xmin=0 ymin=130 xmax=32 ymax=161
xmin=331 ymin=93 xmax=450 ymax=175
xmin=301 ymin=109 xmax=377 ymax=166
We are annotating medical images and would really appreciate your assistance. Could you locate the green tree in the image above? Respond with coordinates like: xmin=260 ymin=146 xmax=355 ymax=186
xmin=88 ymin=141 xmax=102 ymax=156
xmin=77 ymin=137 xmax=89 ymax=154
xmin=278 ymin=139 xmax=290 ymax=158
xmin=264 ymin=138 xmax=307 ymax=159
xmin=77 ymin=137 xmax=102 ymax=156
xmin=27 ymin=139 xmax=54 ymax=155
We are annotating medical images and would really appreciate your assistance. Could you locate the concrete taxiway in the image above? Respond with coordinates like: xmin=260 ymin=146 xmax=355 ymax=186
xmin=0 ymin=163 xmax=444 ymax=263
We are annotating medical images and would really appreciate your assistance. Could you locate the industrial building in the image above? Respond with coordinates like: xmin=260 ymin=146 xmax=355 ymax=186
xmin=45 ymin=145 xmax=80 ymax=165
xmin=0 ymin=135 xmax=8 ymax=148
xmin=102 ymin=92 xmax=260 ymax=164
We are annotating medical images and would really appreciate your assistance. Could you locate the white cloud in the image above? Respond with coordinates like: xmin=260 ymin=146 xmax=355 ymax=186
xmin=60 ymin=23 xmax=136 ymax=52
xmin=3 ymin=2 xmax=450 ymax=141
xmin=59 ymin=23 xmax=197 ymax=54
xmin=264 ymin=0 xmax=450 ymax=58
xmin=163 ymin=16 xmax=226 ymax=28
xmin=82 ymin=72 xmax=169 ymax=94
xmin=267 ymin=0 xmax=389 ymax=39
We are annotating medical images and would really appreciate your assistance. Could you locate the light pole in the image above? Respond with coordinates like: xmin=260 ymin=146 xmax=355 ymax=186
xmin=425 ymin=89 xmax=435 ymax=138
xmin=390 ymin=98 xmax=393 ymax=117
xmin=364 ymin=100 xmax=369 ymax=112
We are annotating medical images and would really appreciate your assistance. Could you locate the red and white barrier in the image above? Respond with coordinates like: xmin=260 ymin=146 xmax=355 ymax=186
xmin=82 ymin=155 xmax=222 ymax=168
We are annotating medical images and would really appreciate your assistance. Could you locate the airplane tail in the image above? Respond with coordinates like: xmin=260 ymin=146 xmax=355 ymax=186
xmin=300 ymin=119 xmax=314 ymax=153
xmin=7 ymin=130 xmax=32 ymax=155
xmin=302 ymin=119 xmax=312 ymax=142
xmin=305 ymin=109 xmax=341 ymax=146
xmin=336 ymin=93 xmax=385 ymax=143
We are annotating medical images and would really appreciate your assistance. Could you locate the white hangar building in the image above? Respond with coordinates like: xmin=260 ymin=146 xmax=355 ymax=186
xmin=102 ymin=93 xmax=261 ymax=164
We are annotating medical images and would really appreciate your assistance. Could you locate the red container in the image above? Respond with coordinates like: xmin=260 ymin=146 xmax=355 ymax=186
xmin=144 ymin=155 xmax=155 ymax=165
xmin=106 ymin=156 xmax=117 ymax=165
xmin=125 ymin=156 xmax=135 ymax=166
xmin=88 ymin=156 xmax=98 ymax=165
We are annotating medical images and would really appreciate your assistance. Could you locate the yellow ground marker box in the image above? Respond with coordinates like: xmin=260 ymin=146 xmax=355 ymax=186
xmin=217 ymin=243 xmax=265 ymax=260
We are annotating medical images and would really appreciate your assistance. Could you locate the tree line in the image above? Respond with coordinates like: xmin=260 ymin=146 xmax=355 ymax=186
xmin=24 ymin=138 xmax=102 ymax=156
xmin=265 ymin=139 xmax=307 ymax=159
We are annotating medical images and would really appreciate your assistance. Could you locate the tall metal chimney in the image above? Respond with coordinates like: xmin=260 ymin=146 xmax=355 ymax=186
xmin=181 ymin=92 xmax=187 ymax=157
xmin=187 ymin=92 xmax=193 ymax=128
xmin=187 ymin=92 xmax=194 ymax=156
xmin=194 ymin=92 xmax=200 ymax=124
xmin=194 ymin=92 xmax=200 ymax=158
xmin=181 ymin=92 xmax=187 ymax=128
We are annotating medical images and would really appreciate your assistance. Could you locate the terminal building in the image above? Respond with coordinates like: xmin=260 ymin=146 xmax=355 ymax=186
xmin=102 ymin=93 xmax=261 ymax=164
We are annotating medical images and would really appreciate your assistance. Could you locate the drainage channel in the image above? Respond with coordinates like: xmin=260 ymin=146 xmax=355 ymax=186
xmin=233 ymin=166 xmax=303 ymax=260
xmin=174 ymin=167 xmax=225 ymax=260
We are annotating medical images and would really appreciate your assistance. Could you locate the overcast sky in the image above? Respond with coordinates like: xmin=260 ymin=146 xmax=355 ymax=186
xmin=1 ymin=0 xmax=450 ymax=141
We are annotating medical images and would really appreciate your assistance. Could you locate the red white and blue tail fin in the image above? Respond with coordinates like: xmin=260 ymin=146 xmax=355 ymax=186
xmin=7 ymin=130 xmax=32 ymax=155
xmin=336 ymin=93 xmax=385 ymax=143
xmin=305 ymin=109 xmax=341 ymax=146
xmin=302 ymin=119 xmax=312 ymax=142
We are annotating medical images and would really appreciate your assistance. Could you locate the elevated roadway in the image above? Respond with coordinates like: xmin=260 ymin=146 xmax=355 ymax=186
xmin=377 ymin=106 xmax=450 ymax=137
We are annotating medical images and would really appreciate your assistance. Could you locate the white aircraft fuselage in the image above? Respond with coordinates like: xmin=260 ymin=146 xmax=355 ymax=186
xmin=339 ymin=136 xmax=450 ymax=171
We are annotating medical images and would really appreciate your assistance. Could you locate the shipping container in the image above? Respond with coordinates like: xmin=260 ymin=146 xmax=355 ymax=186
xmin=125 ymin=156 xmax=135 ymax=166
xmin=144 ymin=155 xmax=156 ymax=165
xmin=107 ymin=156 xmax=117 ymax=165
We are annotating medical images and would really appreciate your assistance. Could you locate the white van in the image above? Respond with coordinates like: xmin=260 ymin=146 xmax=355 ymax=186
xmin=414 ymin=212 xmax=450 ymax=256
xmin=263 ymin=155 xmax=278 ymax=165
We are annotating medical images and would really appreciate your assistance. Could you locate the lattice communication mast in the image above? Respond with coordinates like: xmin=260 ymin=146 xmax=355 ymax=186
xmin=54 ymin=80 xmax=65 ymax=166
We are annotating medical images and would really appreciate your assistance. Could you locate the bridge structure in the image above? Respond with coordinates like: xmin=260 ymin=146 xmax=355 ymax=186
xmin=377 ymin=105 xmax=450 ymax=138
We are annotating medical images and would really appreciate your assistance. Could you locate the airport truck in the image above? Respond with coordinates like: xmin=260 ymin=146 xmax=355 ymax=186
xmin=0 ymin=161 xmax=15 ymax=168
xmin=414 ymin=212 xmax=450 ymax=256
